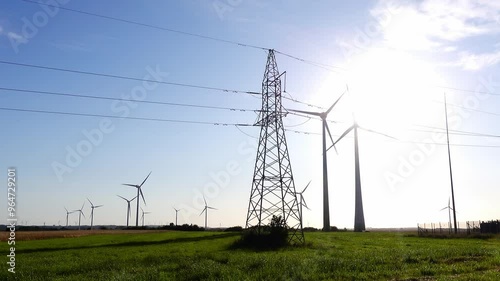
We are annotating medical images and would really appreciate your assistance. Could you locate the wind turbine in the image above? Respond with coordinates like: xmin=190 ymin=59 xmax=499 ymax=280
xmin=295 ymin=181 xmax=311 ymax=227
xmin=199 ymin=196 xmax=217 ymax=229
xmin=64 ymin=207 xmax=75 ymax=227
xmin=444 ymin=94 xmax=458 ymax=234
xmin=117 ymin=195 xmax=137 ymax=227
xmin=73 ymin=202 xmax=86 ymax=230
xmin=122 ymin=172 xmax=151 ymax=227
xmin=141 ymin=207 xmax=151 ymax=227
xmin=332 ymin=106 xmax=396 ymax=232
xmin=173 ymin=207 xmax=181 ymax=226
xmin=287 ymin=91 xmax=346 ymax=231
xmin=440 ymin=198 xmax=454 ymax=233
xmin=87 ymin=198 xmax=103 ymax=230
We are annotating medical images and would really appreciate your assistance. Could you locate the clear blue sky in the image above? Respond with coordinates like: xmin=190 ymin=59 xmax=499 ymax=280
xmin=1 ymin=0 xmax=499 ymax=229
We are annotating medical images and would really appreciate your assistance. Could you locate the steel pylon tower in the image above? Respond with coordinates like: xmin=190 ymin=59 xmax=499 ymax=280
xmin=245 ymin=49 xmax=304 ymax=244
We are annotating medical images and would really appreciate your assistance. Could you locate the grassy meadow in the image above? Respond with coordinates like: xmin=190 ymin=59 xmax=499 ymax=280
xmin=1 ymin=230 xmax=499 ymax=280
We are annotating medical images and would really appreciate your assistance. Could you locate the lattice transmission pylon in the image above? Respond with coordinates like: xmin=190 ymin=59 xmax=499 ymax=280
xmin=245 ymin=49 xmax=304 ymax=244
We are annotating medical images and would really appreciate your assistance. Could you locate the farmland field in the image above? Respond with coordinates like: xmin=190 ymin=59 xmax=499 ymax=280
xmin=1 ymin=230 xmax=499 ymax=280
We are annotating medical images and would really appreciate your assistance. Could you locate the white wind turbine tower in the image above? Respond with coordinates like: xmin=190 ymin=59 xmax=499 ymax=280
xmin=64 ymin=207 xmax=75 ymax=227
xmin=141 ymin=207 xmax=151 ymax=227
xmin=72 ymin=202 xmax=86 ymax=230
xmin=87 ymin=198 xmax=103 ymax=230
xmin=331 ymin=89 xmax=396 ymax=232
xmin=287 ymin=90 xmax=346 ymax=231
xmin=173 ymin=207 xmax=181 ymax=226
xmin=440 ymin=198 xmax=454 ymax=233
xmin=117 ymin=195 xmax=137 ymax=227
xmin=200 ymin=196 xmax=217 ymax=229
xmin=295 ymin=181 xmax=311 ymax=227
xmin=122 ymin=172 xmax=151 ymax=227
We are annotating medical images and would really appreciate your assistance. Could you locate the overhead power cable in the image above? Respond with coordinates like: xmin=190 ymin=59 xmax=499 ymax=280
xmin=21 ymin=0 xmax=268 ymax=51
xmin=20 ymin=1 xmax=499 ymax=98
xmin=0 ymin=87 xmax=256 ymax=112
xmin=0 ymin=60 xmax=325 ymax=109
xmin=0 ymin=60 xmax=260 ymax=96
xmin=0 ymin=107 xmax=254 ymax=127
xmin=21 ymin=0 xmax=347 ymax=74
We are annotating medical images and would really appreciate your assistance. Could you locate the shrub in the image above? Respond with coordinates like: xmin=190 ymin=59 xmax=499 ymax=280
xmin=232 ymin=215 xmax=289 ymax=249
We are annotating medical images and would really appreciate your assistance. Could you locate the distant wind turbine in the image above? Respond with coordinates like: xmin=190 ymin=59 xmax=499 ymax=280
xmin=87 ymin=198 xmax=103 ymax=230
xmin=288 ymin=90 xmax=346 ymax=231
xmin=122 ymin=172 xmax=151 ymax=227
xmin=295 ymin=181 xmax=311 ymax=227
xmin=64 ymin=207 xmax=75 ymax=227
xmin=200 ymin=196 xmax=217 ymax=229
xmin=440 ymin=198 xmax=454 ymax=233
xmin=173 ymin=207 xmax=181 ymax=226
xmin=141 ymin=207 xmax=151 ymax=227
xmin=117 ymin=195 xmax=137 ymax=227
xmin=72 ymin=202 xmax=86 ymax=230
xmin=332 ymin=98 xmax=396 ymax=232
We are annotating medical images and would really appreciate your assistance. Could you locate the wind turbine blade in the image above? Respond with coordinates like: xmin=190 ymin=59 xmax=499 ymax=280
xmin=203 ymin=195 xmax=207 ymax=206
xmin=325 ymin=122 xmax=335 ymax=146
xmin=303 ymin=199 xmax=310 ymax=210
xmin=87 ymin=198 xmax=94 ymax=207
xmin=64 ymin=207 xmax=68 ymax=213
xmin=333 ymin=125 xmax=354 ymax=146
xmin=81 ymin=211 xmax=86 ymax=218
xmin=287 ymin=108 xmax=321 ymax=117
xmin=440 ymin=207 xmax=447 ymax=211
xmin=199 ymin=207 xmax=206 ymax=216
xmin=117 ymin=195 xmax=127 ymax=201
xmin=81 ymin=202 xmax=85 ymax=210
xmin=139 ymin=188 xmax=146 ymax=205
xmin=207 ymin=207 xmax=217 ymax=210
xmin=325 ymin=91 xmax=346 ymax=115
xmin=122 ymin=184 xmax=137 ymax=187
xmin=130 ymin=196 xmax=137 ymax=202
xmin=302 ymin=180 xmax=312 ymax=193
xmin=139 ymin=171 xmax=152 ymax=188
xmin=358 ymin=126 xmax=398 ymax=140
xmin=95 ymin=205 xmax=103 ymax=208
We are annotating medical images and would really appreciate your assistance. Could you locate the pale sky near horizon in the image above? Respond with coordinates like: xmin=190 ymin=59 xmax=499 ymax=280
xmin=1 ymin=0 xmax=499 ymax=229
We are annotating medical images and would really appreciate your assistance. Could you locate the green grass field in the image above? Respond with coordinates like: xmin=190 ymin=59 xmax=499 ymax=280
xmin=2 ymin=230 xmax=499 ymax=280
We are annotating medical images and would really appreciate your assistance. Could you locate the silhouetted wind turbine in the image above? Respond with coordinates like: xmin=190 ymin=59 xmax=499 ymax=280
xmin=87 ymin=198 xmax=103 ymax=230
xmin=117 ymin=195 xmax=137 ymax=227
xmin=122 ymin=172 xmax=151 ymax=227
xmin=200 ymin=196 xmax=217 ymax=229
xmin=332 ymin=111 xmax=396 ymax=232
xmin=73 ymin=202 xmax=86 ymax=230
xmin=288 ymin=91 xmax=346 ymax=231
xmin=64 ymin=207 xmax=75 ymax=227
xmin=295 ymin=181 xmax=311 ymax=227
xmin=444 ymin=94 xmax=458 ymax=234
xmin=173 ymin=207 xmax=181 ymax=226
xmin=141 ymin=207 xmax=151 ymax=227
xmin=440 ymin=198 xmax=454 ymax=233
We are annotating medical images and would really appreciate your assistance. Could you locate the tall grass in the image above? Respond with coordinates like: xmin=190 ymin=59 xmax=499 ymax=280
xmin=1 ymin=231 xmax=499 ymax=280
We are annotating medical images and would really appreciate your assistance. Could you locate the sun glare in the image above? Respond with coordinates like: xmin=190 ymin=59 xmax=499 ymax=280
xmin=341 ymin=49 xmax=445 ymax=137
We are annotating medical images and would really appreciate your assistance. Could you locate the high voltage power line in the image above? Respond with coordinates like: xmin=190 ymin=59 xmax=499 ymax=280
xmin=20 ymin=0 xmax=499 ymax=97
xmin=2 ymin=105 xmax=500 ymax=147
xmin=0 ymin=60 xmax=323 ymax=109
xmin=0 ymin=87 xmax=257 ymax=112
xmin=0 ymin=107 xmax=255 ymax=127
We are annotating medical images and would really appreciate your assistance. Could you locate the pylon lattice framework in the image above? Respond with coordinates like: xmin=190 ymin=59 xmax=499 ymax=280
xmin=245 ymin=49 xmax=304 ymax=244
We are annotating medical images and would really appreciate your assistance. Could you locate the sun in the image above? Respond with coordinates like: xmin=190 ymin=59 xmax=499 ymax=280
xmin=340 ymin=49 xmax=445 ymax=136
